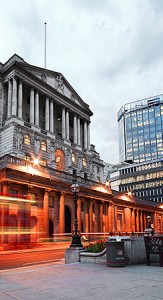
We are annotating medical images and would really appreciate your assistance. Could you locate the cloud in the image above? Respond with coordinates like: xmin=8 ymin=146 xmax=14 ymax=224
xmin=1 ymin=0 xmax=163 ymax=163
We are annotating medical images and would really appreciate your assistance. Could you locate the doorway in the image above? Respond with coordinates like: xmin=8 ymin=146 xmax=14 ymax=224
xmin=65 ymin=206 xmax=71 ymax=234
xmin=49 ymin=219 xmax=54 ymax=240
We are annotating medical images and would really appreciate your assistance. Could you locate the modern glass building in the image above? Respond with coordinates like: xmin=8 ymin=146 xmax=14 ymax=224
xmin=118 ymin=95 xmax=163 ymax=163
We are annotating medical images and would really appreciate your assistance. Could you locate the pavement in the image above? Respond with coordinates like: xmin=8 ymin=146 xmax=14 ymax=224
xmin=0 ymin=256 xmax=163 ymax=300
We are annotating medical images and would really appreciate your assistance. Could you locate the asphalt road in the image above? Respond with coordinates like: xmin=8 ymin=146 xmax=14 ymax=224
xmin=0 ymin=248 xmax=65 ymax=270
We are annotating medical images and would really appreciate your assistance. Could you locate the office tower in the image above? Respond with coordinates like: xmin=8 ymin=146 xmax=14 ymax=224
xmin=118 ymin=95 xmax=163 ymax=163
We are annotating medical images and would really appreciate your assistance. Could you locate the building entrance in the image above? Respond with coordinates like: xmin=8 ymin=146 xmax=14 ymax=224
xmin=65 ymin=206 xmax=71 ymax=234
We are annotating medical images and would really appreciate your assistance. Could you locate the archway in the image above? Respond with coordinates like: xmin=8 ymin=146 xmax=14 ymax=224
xmin=65 ymin=205 xmax=71 ymax=234
xmin=49 ymin=219 xmax=54 ymax=240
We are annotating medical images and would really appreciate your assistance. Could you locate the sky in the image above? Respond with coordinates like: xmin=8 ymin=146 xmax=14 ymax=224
xmin=1 ymin=0 xmax=163 ymax=164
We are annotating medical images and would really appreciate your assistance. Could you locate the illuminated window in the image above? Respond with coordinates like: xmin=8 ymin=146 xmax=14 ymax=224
xmin=72 ymin=153 xmax=76 ymax=163
xmin=24 ymin=134 xmax=31 ymax=145
xmin=56 ymin=156 xmax=61 ymax=163
xmin=82 ymin=157 xmax=87 ymax=167
xmin=30 ymin=193 xmax=37 ymax=205
xmin=40 ymin=159 xmax=47 ymax=166
xmin=41 ymin=141 xmax=47 ymax=151
xmin=24 ymin=154 xmax=31 ymax=161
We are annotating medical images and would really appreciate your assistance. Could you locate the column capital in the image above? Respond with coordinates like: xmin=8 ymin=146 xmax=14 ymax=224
xmin=44 ymin=188 xmax=51 ymax=195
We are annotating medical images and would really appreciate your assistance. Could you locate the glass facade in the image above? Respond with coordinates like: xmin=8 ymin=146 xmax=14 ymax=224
xmin=118 ymin=95 xmax=163 ymax=163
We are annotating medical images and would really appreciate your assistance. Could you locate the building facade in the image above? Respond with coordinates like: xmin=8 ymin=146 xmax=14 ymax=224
xmin=118 ymin=95 xmax=163 ymax=163
xmin=0 ymin=55 xmax=163 ymax=250
xmin=109 ymin=158 xmax=163 ymax=203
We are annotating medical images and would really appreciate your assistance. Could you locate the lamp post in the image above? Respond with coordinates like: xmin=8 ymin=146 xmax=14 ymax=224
xmin=70 ymin=179 xmax=83 ymax=248
xmin=144 ymin=215 xmax=153 ymax=235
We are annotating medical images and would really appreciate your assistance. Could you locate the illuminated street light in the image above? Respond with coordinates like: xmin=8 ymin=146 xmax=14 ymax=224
xmin=70 ymin=178 xmax=83 ymax=248
xmin=144 ymin=215 xmax=153 ymax=235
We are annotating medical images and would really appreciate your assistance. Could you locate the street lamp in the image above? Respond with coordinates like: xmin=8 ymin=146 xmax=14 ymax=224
xmin=70 ymin=178 xmax=83 ymax=248
xmin=144 ymin=215 xmax=153 ymax=235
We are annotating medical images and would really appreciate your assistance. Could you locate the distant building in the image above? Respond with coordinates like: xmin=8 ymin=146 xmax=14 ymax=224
xmin=109 ymin=157 xmax=163 ymax=203
xmin=118 ymin=95 xmax=163 ymax=163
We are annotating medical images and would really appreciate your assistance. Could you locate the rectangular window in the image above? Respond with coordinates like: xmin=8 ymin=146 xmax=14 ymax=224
xmin=49 ymin=196 xmax=54 ymax=207
xmin=30 ymin=193 xmax=37 ymax=205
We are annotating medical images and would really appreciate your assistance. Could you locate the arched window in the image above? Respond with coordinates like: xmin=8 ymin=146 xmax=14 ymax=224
xmin=24 ymin=134 xmax=31 ymax=145
xmin=41 ymin=141 xmax=47 ymax=151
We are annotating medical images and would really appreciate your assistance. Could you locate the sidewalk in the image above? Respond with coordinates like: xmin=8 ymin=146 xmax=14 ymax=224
xmin=0 ymin=261 xmax=163 ymax=300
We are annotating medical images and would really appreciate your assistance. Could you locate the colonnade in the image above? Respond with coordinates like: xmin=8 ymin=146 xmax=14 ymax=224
xmin=56 ymin=192 xmax=162 ymax=235
xmin=6 ymin=77 xmax=90 ymax=150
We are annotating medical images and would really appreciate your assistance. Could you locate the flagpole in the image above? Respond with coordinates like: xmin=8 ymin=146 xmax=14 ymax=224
xmin=44 ymin=22 xmax=47 ymax=69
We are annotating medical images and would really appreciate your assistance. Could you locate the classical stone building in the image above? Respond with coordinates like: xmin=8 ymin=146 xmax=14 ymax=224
xmin=0 ymin=54 xmax=163 ymax=250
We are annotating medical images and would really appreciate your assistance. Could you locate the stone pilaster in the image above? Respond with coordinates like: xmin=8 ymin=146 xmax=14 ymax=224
xmin=35 ymin=90 xmax=39 ymax=126
xmin=30 ymin=87 xmax=35 ymax=124
xmin=7 ymin=79 xmax=12 ymax=118
xmin=73 ymin=114 xmax=77 ymax=144
xmin=18 ymin=79 xmax=23 ymax=118
xmin=84 ymin=120 xmax=87 ymax=149
xmin=62 ymin=107 xmax=66 ymax=139
xmin=50 ymin=99 xmax=54 ymax=133
xmin=12 ymin=77 xmax=17 ymax=116
xmin=59 ymin=192 xmax=65 ymax=233
xmin=77 ymin=117 xmax=81 ymax=146
xmin=45 ymin=96 xmax=49 ymax=131
xmin=66 ymin=109 xmax=69 ymax=140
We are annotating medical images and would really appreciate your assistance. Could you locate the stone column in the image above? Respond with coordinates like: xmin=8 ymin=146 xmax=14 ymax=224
xmin=18 ymin=79 xmax=23 ymax=118
xmin=7 ymin=79 xmax=12 ymax=118
xmin=124 ymin=207 xmax=131 ymax=233
xmin=130 ymin=208 xmax=133 ymax=232
xmin=100 ymin=203 xmax=104 ymax=232
xmin=35 ymin=90 xmax=39 ymax=126
xmin=104 ymin=204 xmax=108 ymax=232
xmin=139 ymin=210 xmax=143 ymax=232
xmin=94 ymin=202 xmax=99 ymax=232
xmin=84 ymin=120 xmax=88 ymax=149
xmin=84 ymin=200 xmax=89 ymax=234
xmin=50 ymin=99 xmax=54 ymax=133
xmin=136 ymin=210 xmax=139 ymax=233
xmin=25 ymin=186 xmax=32 ymax=244
xmin=12 ymin=77 xmax=17 ymax=116
xmin=59 ymin=192 xmax=65 ymax=233
xmin=43 ymin=189 xmax=49 ymax=239
xmin=89 ymin=201 xmax=93 ymax=234
xmin=45 ymin=96 xmax=49 ymax=131
xmin=77 ymin=117 xmax=81 ymax=146
xmin=77 ymin=197 xmax=81 ymax=231
xmin=1 ymin=183 xmax=9 ymax=244
xmin=73 ymin=114 xmax=77 ymax=144
xmin=153 ymin=213 xmax=157 ymax=232
xmin=30 ymin=87 xmax=35 ymax=124
xmin=62 ymin=107 xmax=66 ymax=139
xmin=87 ymin=122 xmax=90 ymax=150
xmin=66 ymin=109 xmax=69 ymax=140
xmin=107 ymin=203 xmax=113 ymax=232
xmin=114 ymin=206 xmax=117 ymax=233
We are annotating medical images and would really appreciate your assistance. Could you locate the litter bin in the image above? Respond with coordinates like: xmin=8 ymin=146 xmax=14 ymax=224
xmin=106 ymin=241 xmax=126 ymax=267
